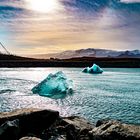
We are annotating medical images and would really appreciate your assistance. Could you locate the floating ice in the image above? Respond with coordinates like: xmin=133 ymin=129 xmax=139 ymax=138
xmin=82 ymin=64 xmax=103 ymax=74
xmin=32 ymin=71 xmax=73 ymax=99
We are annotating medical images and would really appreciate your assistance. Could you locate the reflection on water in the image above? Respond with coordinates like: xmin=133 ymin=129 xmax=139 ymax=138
xmin=0 ymin=68 xmax=140 ymax=125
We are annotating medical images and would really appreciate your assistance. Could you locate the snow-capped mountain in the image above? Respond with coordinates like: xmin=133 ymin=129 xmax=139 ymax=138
xmin=117 ymin=50 xmax=140 ymax=58
xmin=31 ymin=48 xmax=140 ymax=59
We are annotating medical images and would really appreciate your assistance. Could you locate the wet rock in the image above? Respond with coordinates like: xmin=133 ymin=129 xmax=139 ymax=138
xmin=0 ymin=108 xmax=59 ymax=138
xmin=96 ymin=119 xmax=109 ymax=127
xmin=43 ymin=116 xmax=94 ymax=140
xmin=0 ymin=119 xmax=19 ymax=140
xmin=62 ymin=116 xmax=95 ymax=130
xmin=48 ymin=135 xmax=66 ymax=140
xmin=90 ymin=120 xmax=140 ymax=140
xmin=62 ymin=116 xmax=95 ymax=140
xmin=19 ymin=136 xmax=42 ymax=140
xmin=0 ymin=109 xmax=140 ymax=140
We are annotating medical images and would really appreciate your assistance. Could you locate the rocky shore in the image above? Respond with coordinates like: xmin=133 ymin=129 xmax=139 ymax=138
xmin=0 ymin=108 xmax=139 ymax=140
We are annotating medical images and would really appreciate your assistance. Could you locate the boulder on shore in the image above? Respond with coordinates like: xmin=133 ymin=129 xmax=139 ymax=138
xmin=0 ymin=108 xmax=59 ymax=140
xmin=0 ymin=108 xmax=140 ymax=140
xmin=43 ymin=116 xmax=95 ymax=140
xmin=90 ymin=119 xmax=140 ymax=140
xmin=0 ymin=119 xmax=19 ymax=140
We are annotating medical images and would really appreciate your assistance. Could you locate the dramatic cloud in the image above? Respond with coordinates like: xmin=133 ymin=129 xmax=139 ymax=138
xmin=0 ymin=0 xmax=140 ymax=55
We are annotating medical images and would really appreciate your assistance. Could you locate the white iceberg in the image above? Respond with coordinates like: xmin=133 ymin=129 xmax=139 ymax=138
xmin=32 ymin=71 xmax=73 ymax=99
xmin=82 ymin=64 xmax=103 ymax=74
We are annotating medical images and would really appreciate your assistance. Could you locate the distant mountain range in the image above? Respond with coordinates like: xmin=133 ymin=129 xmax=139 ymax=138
xmin=0 ymin=51 xmax=140 ymax=68
xmin=31 ymin=49 xmax=140 ymax=59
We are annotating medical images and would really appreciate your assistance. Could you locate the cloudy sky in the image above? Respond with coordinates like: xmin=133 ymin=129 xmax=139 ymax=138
xmin=0 ymin=0 xmax=140 ymax=55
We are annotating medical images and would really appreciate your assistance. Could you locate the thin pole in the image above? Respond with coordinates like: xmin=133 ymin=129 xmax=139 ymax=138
xmin=0 ymin=42 xmax=10 ymax=55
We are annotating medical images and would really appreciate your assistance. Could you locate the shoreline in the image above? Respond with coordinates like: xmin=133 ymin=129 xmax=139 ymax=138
xmin=0 ymin=58 xmax=140 ymax=68
xmin=0 ymin=108 xmax=140 ymax=140
xmin=0 ymin=54 xmax=140 ymax=68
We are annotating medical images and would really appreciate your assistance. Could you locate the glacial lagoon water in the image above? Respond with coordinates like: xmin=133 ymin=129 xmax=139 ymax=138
xmin=0 ymin=68 xmax=140 ymax=125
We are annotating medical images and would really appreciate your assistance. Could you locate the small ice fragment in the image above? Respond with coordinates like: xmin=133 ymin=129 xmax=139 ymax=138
xmin=32 ymin=71 xmax=73 ymax=99
xmin=82 ymin=64 xmax=103 ymax=74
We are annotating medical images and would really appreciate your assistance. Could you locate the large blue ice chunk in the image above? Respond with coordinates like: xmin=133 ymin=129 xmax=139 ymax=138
xmin=32 ymin=71 xmax=73 ymax=99
xmin=82 ymin=64 xmax=103 ymax=74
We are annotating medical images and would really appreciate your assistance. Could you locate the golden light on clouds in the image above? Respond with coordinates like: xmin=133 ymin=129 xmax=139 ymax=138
xmin=1 ymin=0 xmax=140 ymax=55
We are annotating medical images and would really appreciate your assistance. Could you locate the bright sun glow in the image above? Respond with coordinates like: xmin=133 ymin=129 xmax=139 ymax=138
xmin=26 ymin=0 xmax=60 ymax=13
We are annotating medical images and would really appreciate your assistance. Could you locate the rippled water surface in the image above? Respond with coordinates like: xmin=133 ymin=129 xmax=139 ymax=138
xmin=0 ymin=68 xmax=140 ymax=125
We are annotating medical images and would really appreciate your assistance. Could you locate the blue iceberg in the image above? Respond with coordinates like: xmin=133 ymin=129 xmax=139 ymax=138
xmin=32 ymin=71 xmax=73 ymax=99
xmin=82 ymin=64 xmax=103 ymax=74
